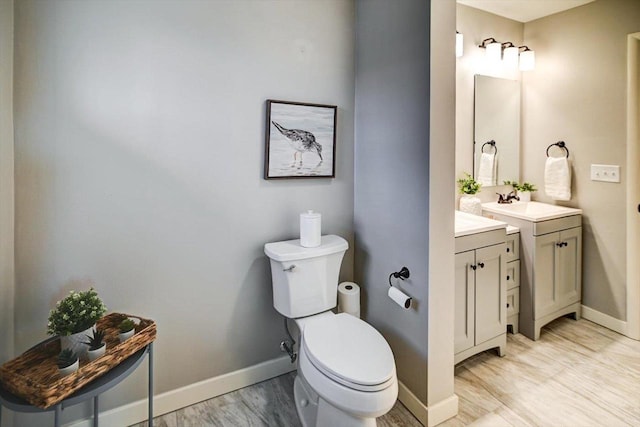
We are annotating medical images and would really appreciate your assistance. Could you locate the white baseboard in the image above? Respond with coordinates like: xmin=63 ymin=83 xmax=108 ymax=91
xmin=426 ymin=394 xmax=458 ymax=427
xmin=66 ymin=355 xmax=296 ymax=427
xmin=397 ymin=381 xmax=458 ymax=427
xmin=398 ymin=381 xmax=427 ymax=425
xmin=581 ymin=305 xmax=627 ymax=336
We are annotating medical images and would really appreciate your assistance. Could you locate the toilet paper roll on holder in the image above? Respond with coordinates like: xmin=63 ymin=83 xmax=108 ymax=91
xmin=388 ymin=267 xmax=412 ymax=309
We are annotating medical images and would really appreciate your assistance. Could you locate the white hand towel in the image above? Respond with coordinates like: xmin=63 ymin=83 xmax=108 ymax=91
xmin=545 ymin=156 xmax=571 ymax=201
xmin=477 ymin=152 xmax=497 ymax=186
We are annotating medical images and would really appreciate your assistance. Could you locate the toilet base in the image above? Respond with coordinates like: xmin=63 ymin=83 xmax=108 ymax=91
xmin=294 ymin=373 xmax=377 ymax=427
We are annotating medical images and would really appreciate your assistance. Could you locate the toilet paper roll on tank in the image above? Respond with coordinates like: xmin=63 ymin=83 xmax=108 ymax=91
xmin=338 ymin=282 xmax=360 ymax=318
xmin=300 ymin=210 xmax=321 ymax=248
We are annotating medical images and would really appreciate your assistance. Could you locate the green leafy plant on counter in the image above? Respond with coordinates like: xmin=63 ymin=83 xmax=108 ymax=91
xmin=457 ymin=173 xmax=481 ymax=195
xmin=503 ymin=180 xmax=537 ymax=192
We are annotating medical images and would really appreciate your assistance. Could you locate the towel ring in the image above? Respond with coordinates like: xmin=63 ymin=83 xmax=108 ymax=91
xmin=481 ymin=140 xmax=497 ymax=155
xmin=546 ymin=141 xmax=569 ymax=158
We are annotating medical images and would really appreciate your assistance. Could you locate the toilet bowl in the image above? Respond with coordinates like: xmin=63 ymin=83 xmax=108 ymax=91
xmin=294 ymin=313 xmax=398 ymax=427
xmin=264 ymin=235 xmax=398 ymax=426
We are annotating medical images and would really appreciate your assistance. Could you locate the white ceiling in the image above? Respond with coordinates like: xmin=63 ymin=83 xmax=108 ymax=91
xmin=457 ymin=0 xmax=596 ymax=23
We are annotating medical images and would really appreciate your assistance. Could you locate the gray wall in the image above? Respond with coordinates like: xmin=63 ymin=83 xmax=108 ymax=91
xmin=522 ymin=0 xmax=640 ymax=320
xmin=0 ymin=0 xmax=15 ymax=367
xmin=13 ymin=0 xmax=355 ymax=424
xmin=354 ymin=0 xmax=430 ymax=404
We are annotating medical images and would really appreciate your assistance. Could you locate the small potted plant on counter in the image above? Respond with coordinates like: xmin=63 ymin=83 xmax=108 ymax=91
xmin=118 ymin=318 xmax=136 ymax=342
xmin=457 ymin=173 xmax=482 ymax=215
xmin=84 ymin=329 xmax=106 ymax=361
xmin=516 ymin=182 xmax=537 ymax=203
xmin=57 ymin=349 xmax=79 ymax=377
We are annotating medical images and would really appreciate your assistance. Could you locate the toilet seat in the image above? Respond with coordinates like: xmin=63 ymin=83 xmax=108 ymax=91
xmin=302 ymin=313 xmax=395 ymax=392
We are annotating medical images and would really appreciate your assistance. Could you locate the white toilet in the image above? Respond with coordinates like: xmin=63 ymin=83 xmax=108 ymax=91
xmin=264 ymin=235 xmax=398 ymax=427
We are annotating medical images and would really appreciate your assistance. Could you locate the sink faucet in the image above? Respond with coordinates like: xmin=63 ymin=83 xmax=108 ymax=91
xmin=497 ymin=191 xmax=520 ymax=204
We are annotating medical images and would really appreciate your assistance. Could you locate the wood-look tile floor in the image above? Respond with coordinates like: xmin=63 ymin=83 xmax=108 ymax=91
xmin=132 ymin=317 xmax=640 ymax=427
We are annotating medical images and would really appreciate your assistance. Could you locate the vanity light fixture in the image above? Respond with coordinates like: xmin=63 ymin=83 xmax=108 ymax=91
xmin=456 ymin=31 xmax=464 ymax=57
xmin=479 ymin=37 xmax=501 ymax=62
xmin=502 ymin=42 xmax=519 ymax=69
xmin=519 ymin=46 xmax=536 ymax=71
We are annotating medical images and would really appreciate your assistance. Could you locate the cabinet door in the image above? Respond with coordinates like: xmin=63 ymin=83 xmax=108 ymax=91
xmin=475 ymin=243 xmax=506 ymax=344
xmin=558 ymin=227 xmax=582 ymax=306
xmin=454 ymin=251 xmax=475 ymax=354
xmin=534 ymin=232 xmax=560 ymax=318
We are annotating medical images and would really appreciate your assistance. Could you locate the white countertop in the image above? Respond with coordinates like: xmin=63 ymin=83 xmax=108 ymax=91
xmin=455 ymin=210 xmax=507 ymax=238
xmin=506 ymin=225 xmax=520 ymax=235
xmin=482 ymin=201 xmax=582 ymax=222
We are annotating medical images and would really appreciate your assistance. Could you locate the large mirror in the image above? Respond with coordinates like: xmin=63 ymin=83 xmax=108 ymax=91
xmin=473 ymin=75 xmax=520 ymax=186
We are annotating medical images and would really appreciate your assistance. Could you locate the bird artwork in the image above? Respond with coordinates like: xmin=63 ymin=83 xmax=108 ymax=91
xmin=271 ymin=121 xmax=323 ymax=165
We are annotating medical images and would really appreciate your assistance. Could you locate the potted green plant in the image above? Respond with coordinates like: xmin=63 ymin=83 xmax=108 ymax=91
xmin=83 ymin=329 xmax=106 ymax=361
xmin=118 ymin=318 xmax=136 ymax=342
xmin=505 ymin=181 xmax=537 ymax=202
xmin=457 ymin=173 xmax=483 ymax=215
xmin=516 ymin=182 xmax=537 ymax=202
xmin=47 ymin=288 xmax=107 ymax=359
xmin=57 ymin=349 xmax=79 ymax=377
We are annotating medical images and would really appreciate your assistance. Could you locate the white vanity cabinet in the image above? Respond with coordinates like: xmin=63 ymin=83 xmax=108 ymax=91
xmin=533 ymin=226 xmax=582 ymax=322
xmin=454 ymin=225 xmax=507 ymax=364
xmin=482 ymin=202 xmax=583 ymax=341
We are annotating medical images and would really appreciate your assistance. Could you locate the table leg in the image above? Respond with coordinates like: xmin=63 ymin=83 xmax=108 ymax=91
xmin=54 ymin=404 xmax=61 ymax=427
xmin=94 ymin=395 xmax=99 ymax=427
xmin=148 ymin=343 xmax=154 ymax=427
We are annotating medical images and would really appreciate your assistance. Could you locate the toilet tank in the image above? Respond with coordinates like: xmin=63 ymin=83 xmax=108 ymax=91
xmin=264 ymin=235 xmax=348 ymax=318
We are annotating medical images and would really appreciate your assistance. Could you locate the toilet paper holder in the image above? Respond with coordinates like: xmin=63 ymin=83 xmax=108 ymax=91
xmin=388 ymin=267 xmax=410 ymax=286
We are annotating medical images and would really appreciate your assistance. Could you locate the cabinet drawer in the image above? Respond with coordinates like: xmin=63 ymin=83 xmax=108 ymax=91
xmin=505 ymin=233 xmax=520 ymax=262
xmin=533 ymin=215 xmax=581 ymax=236
xmin=507 ymin=287 xmax=520 ymax=317
xmin=506 ymin=261 xmax=520 ymax=290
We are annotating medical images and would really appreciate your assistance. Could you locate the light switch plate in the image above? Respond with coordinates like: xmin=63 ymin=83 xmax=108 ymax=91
xmin=590 ymin=164 xmax=620 ymax=183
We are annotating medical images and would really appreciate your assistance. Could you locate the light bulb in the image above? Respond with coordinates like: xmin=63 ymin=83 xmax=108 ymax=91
xmin=520 ymin=49 xmax=535 ymax=71
xmin=503 ymin=46 xmax=519 ymax=69
xmin=486 ymin=41 xmax=502 ymax=63
xmin=456 ymin=32 xmax=464 ymax=58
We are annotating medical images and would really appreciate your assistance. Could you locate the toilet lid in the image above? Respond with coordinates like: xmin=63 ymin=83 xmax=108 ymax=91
xmin=302 ymin=313 xmax=395 ymax=389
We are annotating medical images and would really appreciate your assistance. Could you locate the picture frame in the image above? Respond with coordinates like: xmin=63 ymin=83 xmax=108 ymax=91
xmin=264 ymin=99 xmax=337 ymax=179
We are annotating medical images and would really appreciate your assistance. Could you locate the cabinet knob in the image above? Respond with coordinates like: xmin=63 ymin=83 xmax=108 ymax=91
xmin=470 ymin=265 xmax=477 ymax=271
xmin=507 ymin=275 xmax=510 ymax=281
xmin=507 ymin=303 xmax=510 ymax=308
xmin=506 ymin=247 xmax=510 ymax=253
xmin=556 ymin=242 xmax=563 ymax=247
xmin=478 ymin=262 xmax=485 ymax=269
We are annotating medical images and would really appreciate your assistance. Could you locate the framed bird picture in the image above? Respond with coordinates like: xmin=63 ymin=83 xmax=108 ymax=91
xmin=264 ymin=99 xmax=337 ymax=179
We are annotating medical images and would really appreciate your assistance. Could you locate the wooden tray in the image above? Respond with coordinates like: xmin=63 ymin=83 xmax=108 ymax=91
xmin=0 ymin=313 xmax=156 ymax=408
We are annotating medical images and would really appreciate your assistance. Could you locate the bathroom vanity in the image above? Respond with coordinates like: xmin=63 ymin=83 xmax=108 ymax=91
xmin=482 ymin=202 xmax=583 ymax=341
xmin=454 ymin=211 xmax=507 ymax=364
